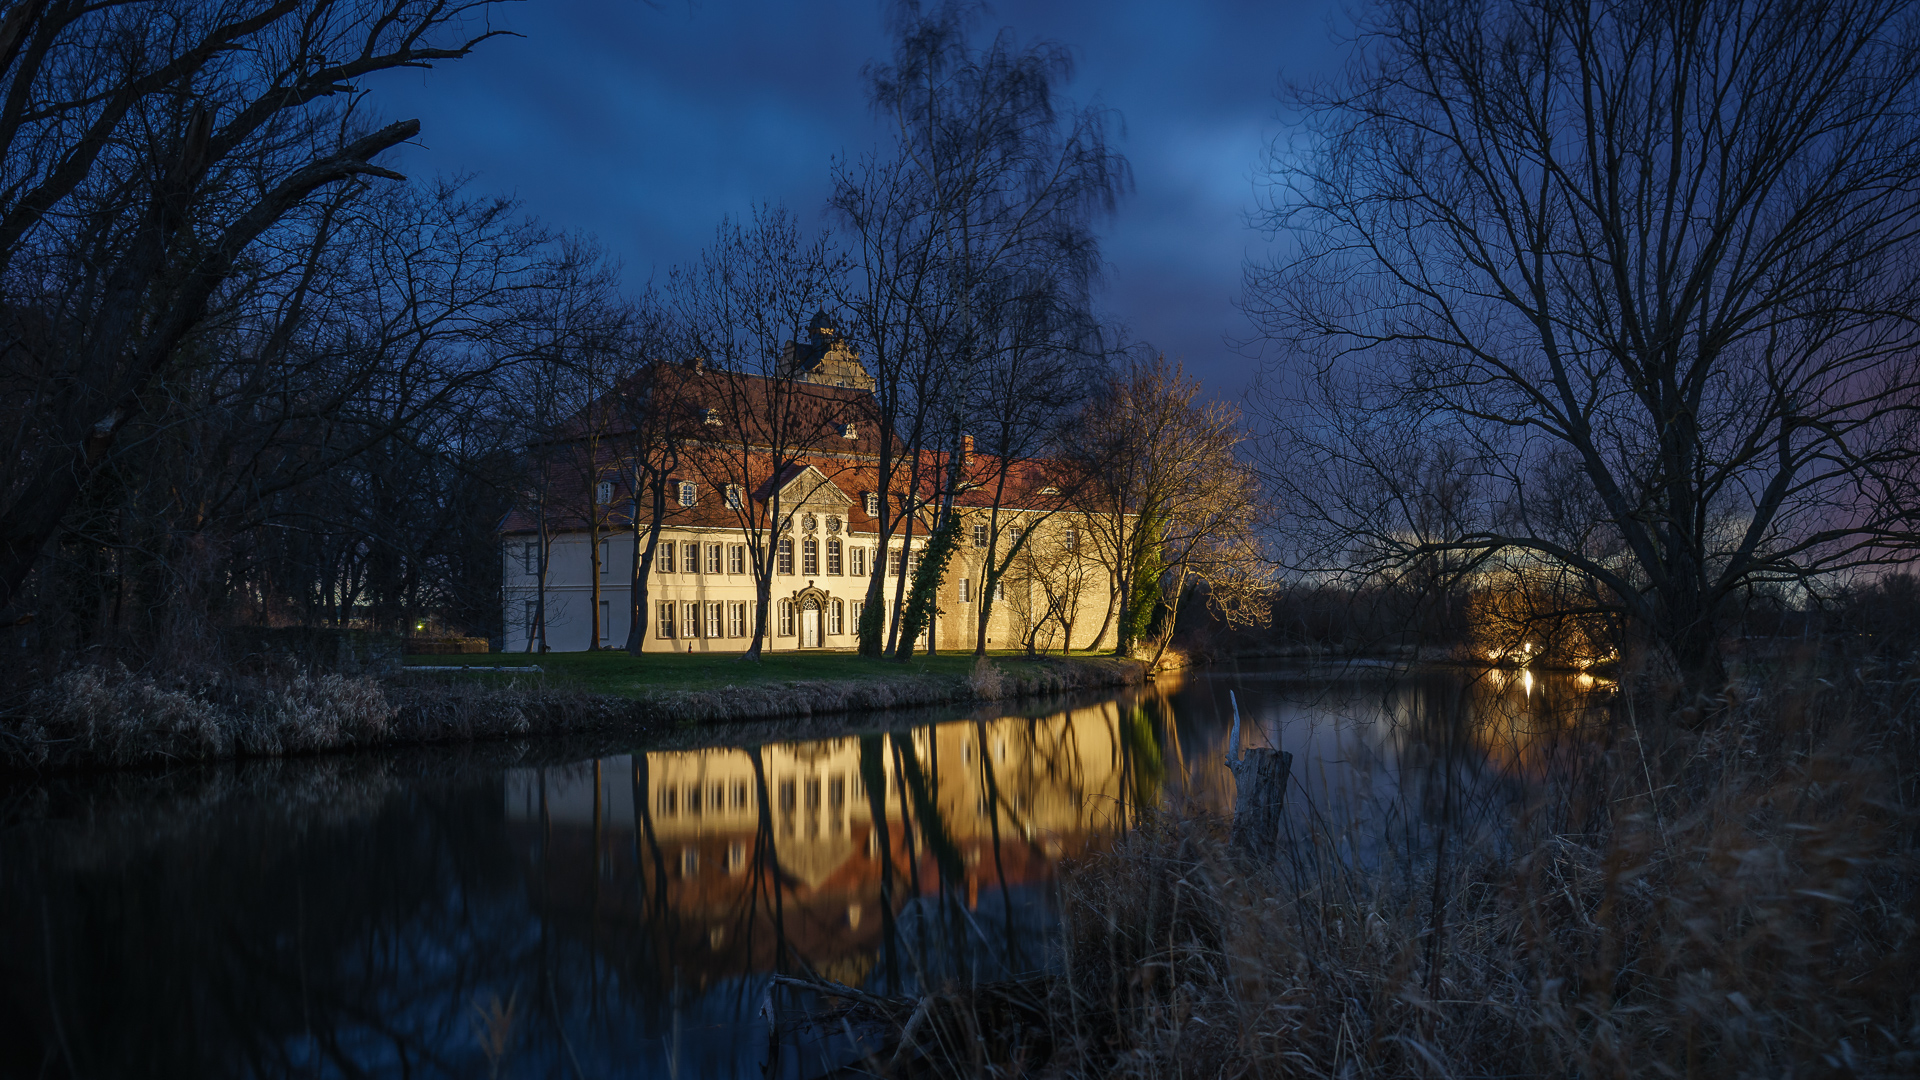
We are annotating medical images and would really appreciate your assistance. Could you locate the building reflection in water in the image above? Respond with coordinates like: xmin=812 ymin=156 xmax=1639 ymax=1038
xmin=500 ymin=669 xmax=1608 ymax=1008
xmin=504 ymin=699 xmax=1184 ymax=1002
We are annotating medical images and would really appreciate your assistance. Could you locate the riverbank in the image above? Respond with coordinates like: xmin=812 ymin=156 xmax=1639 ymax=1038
xmin=1 ymin=653 xmax=1148 ymax=772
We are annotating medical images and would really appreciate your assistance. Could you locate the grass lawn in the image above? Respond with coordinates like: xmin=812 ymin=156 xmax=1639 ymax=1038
xmin=402 ymin=648 xmax=1112 ymax=698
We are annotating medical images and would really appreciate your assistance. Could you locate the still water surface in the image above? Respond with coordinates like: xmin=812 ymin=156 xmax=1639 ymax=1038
xmin=1 ymin=660 xmax=1603 ymax=1079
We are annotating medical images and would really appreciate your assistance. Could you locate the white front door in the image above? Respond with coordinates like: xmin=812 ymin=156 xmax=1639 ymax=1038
xmin=801 ymin=607 xmax=821 ymax=648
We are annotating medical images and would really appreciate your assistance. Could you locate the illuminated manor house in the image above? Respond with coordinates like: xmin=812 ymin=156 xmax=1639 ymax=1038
xmin=499 ymin=315 xmax=1119 ymax=653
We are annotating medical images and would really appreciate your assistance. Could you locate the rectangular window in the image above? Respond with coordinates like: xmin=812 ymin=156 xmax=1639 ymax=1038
xmin=777 ymin=538 xmax=794 ymax=575
xmin=825 ymin=539 xmax=842 ymax=575
xmin=972 ymin=523 xmax=988 ymax=547
xmin=596 ymin=480 xmax=613 ymax=505
xmin=725 ymin=484 xmax=743 ymax=509
xmin=705 ymin=543 xmax=721 ymax=574
xmin=994 ymin=578 xmax=1005 ymax=601
xmin=705 ymin=602 xmax=722 ymax=638
xmin=778 ymin=600 xmax=795 ymax=636
xmin=684 ymin=602 xmax=700 ymax=638
xmin=864 ymin=492 xmax=879 ymax=516
xmin=521 ymin=543 xmax=537 ymax=574
xmin=802 ymin=537 xmax=818 ymax=576
xmin=850 ymin=546 xmax=866 ymax=577
xmin=889 ymin=548 xmax=903 ymax=576
xmin=678 ymin=481 xmax=697 ymax=507
xmin=657 ymin=601 xmax=675 ymax=638
xmin=524 ymin=600 xmax=537 ymax=638
xmin=728 ymin=544 xmax=746 ymax=575
xmin=850 ymin=600 xmax=863 ymax=632
xmin=1064 ymin=529 xmax=1078 ymax=551
xmin=659 ymin=540 xmax=675 ymax=574
xmin=910 ymin=551 xmax=923 ymax=577
xmin=728 ymin=602 xmax=746 ymax=638
xmin=600 ymin=600 xmax=611 ymax=640
xmin=958 ymin=579 xmax=971 ymax=603
xmin=599 ymin=539 xmax=609 ymax=573
xmin=828 ymin=599 xmax=843 ymax=635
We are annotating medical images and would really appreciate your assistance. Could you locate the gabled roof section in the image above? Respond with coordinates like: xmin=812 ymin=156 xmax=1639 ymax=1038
xmin=766 ymin=464 xmax=855 ymax=507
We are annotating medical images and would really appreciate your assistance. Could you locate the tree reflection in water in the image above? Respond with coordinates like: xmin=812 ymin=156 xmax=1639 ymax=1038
xmin=0 ymin=664 xmax=1606 ymax=1078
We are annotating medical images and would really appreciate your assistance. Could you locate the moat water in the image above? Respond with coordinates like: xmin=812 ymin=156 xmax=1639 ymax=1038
xmin=0 ymin=660 xmax=1608 ymax=1079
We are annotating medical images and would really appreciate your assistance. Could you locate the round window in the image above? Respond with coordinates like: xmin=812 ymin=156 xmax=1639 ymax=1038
xmin=802 ymin=513 xmax=817 ymax=531
xmin=826 ymin=516 xmax=841 ymax=534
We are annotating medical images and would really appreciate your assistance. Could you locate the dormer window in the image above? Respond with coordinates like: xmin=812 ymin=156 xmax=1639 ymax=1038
xmin=596 ymin=481 xmax=613 ymax=504
xmin=701 ymin=407 xmax=722 ymax=425
xmin=725 ymin=483 xmax=743 ymax=509
xmin=1039 ymin=485 xmax=1059 ymax=495
xmin=838 ymin=422 xmax=858 ymax=439
xmin=678 ymin=481 xmax=697 ymax=507
xmin=863 ymin=492 xmax=879 ymax=516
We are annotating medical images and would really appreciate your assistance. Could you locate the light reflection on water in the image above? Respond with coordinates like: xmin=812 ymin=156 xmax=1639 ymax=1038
xmin=0 ymin=662 xmax=1605 ymax=1079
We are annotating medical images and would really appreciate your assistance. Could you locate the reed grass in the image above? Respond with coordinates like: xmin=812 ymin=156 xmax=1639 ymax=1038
xmin=848 ymin=661 xmax=1919 ymax=1078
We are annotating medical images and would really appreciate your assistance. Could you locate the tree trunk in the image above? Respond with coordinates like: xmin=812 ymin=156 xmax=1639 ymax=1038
xmin=1227 ymin=748 xmax=1292 ymax=862
xmin=625 ymin=479 xmax=667 ymax=656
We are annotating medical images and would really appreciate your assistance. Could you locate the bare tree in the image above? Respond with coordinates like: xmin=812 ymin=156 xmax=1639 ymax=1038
xmin=610 ymin=330 xmax=697 ymax=656
xmin=0 ymin=0 xmax=512 ymax=627
xmin=1075 ymin=356 xmax=1262 ymax=663
xmin=669 ymin=206 xmax=848 ymax=661
xmin=847 ymin=0 xmax=1129 ymax=662
xmin=1249 ymin=0 xmax=1920 ymax=688
xmin=962 ymin=323 xmax=1099 ymax=657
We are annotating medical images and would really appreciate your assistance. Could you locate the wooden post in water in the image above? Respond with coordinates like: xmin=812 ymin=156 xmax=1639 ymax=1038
xmin=1226 ymin=690 xmax=1292 ymax=861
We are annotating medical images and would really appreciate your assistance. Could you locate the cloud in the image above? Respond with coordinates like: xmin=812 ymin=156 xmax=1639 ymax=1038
xmin=365 ymin=0 xmax=1345 ymax=395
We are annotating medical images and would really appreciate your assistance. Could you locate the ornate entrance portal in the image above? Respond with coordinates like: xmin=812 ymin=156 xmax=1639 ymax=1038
xmin=800 ymin=598 xmax=821 ymax=647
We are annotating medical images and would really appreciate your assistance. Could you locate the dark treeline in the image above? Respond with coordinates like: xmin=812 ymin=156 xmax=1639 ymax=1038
xmin=1176 ymin=571 xmax=1920 ymax=669
xmin=0 ymin=0 xmax=582 ymax=686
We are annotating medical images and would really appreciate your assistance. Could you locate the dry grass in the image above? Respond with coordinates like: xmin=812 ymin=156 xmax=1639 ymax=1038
xmin=0 ymin=663 xmax=622 ymax=770
xmin=837 ymin=663 xmax=1919 ymax=1078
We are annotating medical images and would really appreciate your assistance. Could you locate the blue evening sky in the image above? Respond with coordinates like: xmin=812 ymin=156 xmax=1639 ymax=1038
xmin=370 ymin=0 xmax=1349 ymax=398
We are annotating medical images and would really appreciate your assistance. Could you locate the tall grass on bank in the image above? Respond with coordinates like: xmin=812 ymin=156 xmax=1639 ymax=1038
xmin=1046 ymin=673 xmax=1917 ymax=1078
xmin=843 ymin=665 xmax=1918 ymax=1078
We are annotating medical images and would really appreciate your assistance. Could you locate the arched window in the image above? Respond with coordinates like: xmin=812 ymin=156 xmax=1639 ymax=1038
xmin=825 ymin=538 xmax=842 ymax=575
xmin=802 ymin=537 xmax=819 ymax=576
xmin=777 ymin=599 xmax=795 ymax=636
xmin=828 ymin=598 xmax=844 ymax=635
